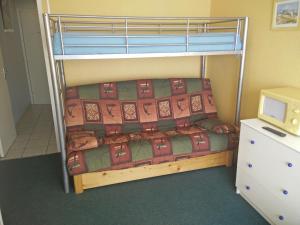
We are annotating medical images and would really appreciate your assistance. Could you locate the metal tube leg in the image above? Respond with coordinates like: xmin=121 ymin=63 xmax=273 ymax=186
xmin=234 ymin=17 xmax=249 ymax=125
xmin=235 ymin=55 xmax=246 ymax=125
xmin=201 ymin=56 xmax=206 ymax=78
xmin=43 ymin=13 xmax=70 ymax=193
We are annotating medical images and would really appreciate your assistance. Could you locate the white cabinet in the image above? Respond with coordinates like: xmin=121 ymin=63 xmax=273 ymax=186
xmin=236 ymin=119 xmax=300 ymax=225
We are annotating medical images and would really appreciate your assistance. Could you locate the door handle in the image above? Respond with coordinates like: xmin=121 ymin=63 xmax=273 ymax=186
xmin=2 ymin=67 xmax=7 ymax=80
xmin=2 ymin=68 xmax=6 ymax=80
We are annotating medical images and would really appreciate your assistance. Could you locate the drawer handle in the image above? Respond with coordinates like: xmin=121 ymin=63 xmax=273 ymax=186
xmin=282 ymin=190 xmax=288 ymax=195
xmin=247 ymin=163 xmax=253 ymax=168
xmin=287 ymin=162 xmax=293 ymax=168
xmin=246 ymin=185 xmax=250 ymax=190
xmin=250 ymin=140 xmax=255 ymax=145
xmin=278 ymin=215 xmax=284 ymax=221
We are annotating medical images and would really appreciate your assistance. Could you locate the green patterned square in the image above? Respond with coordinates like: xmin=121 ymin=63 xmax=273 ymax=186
xmin=171 ymin=135 xmax=193 ymax=155
xmin=189 ymin=114 xmax=207 ymax=124
xmin=117 ymin=81 xmax=137 ymax=100
xmin=208 ymin=132 xmax=228 ymax=151
xmin=186 ymin=78 xmax=203 ymax=93
xmin=153 ymin=79 xmax=171 ymax=98
xmin=157 ymin=119 xmax=176 ymax=131
xmin=78 ymin=84 xmax=99 ymax=99
xmin=130 ymin=140 xmax=153 ymax=162
xmin=84 ymin=124 xmax=105 ymax=137
xmin=84 ymin=145 xmax=111 ymax=172
xmin=123 ymin=123 xmax=141 ymax=134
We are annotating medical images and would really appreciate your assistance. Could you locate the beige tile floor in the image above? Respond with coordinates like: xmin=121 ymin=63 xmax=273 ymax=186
xmin=1 ymin=104 xmax=59 ymax=160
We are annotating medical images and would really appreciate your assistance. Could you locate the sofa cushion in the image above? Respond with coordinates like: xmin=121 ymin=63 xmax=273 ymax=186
xmin=194 ymin=118 xmax=238 ymax=134
xmin=64 ymin=78 xmax=218 ymax=136
xmin=66 ymin=128 xmax=239 ymax=175
xmin=67 ymin=131 xmax=100 ymax=153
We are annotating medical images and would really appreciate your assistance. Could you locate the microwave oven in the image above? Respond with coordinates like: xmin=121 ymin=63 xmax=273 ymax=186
xmin=258 ymin=87 xmax=300 ymax=136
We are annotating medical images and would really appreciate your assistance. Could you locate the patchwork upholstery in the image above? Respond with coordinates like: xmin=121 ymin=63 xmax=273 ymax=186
xmin=64 ymin=78 xmax=238 ymax=175
xmin=195 ymin=118 xmax=238 ymax=134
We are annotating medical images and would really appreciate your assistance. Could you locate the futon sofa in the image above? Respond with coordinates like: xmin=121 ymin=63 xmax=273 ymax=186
xmin=64 ymin=78 xmax=239 ymax=193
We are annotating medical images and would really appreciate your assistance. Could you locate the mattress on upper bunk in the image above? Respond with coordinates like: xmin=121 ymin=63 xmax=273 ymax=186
xmin=53 ymin=32 xmax=242 ymax=55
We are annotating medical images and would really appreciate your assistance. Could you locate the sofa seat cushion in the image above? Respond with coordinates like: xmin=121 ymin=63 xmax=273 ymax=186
xmin=194 ymin=118 xmax=239 ymax=134
xmin=66 ymin=127 xmax=239 ymax=175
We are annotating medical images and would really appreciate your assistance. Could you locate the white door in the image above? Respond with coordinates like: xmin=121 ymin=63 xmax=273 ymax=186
xmin=18 ymin=8 xmax=50 ymax=104
xmin=0 ymin=47 xmax=16 ymax=157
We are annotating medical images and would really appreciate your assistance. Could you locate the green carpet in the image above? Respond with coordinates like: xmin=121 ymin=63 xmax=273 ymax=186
xmin=0 ymin=154 xmax=268 ymax=225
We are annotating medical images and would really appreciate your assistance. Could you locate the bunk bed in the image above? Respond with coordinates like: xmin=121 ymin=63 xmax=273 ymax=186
xmin=43 ymin=14 xmax=248 ymax=193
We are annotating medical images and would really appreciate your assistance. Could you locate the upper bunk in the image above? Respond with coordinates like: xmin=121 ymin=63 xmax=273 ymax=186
xmin=44 ymin=14 xmax=248 ymax=60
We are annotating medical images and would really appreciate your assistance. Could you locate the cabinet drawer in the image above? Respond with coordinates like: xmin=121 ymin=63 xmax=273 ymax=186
xmin=237 ymin=124 xmax=300 ymax=207
xmin=236 ymin=170 xmax=300 ymax=225
xmin=238 ymin=165 xmax=300 ymax=212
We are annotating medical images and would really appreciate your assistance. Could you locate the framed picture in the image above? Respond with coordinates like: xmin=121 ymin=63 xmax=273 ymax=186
xmin=272 ymin=0 xmax=300 ymax=29
xmin=0 ymin=0 xmax=13 ymax=32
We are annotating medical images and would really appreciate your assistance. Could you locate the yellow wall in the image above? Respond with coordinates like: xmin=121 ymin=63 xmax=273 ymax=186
xmin=209 ymin=0 xmax=300 ymax=122
xmin=47 ymin=0 xmax=211 ymax=86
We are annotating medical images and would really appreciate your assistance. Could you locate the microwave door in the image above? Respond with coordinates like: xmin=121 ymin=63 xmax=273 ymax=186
xmin=263 ymin=97 xmax=287 ymax=122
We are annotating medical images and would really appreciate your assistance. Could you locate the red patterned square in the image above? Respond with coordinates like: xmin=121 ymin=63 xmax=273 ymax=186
xmin=170 ymin=78 xmax=186 ymax=95
xmin=176 ymin=117 xmax=190 ymax=128
xmin=141 ymin=122 xmax=158 ymax=132
xmin=137 ymin=80 xmax=154 ymax=98
xmin=190 ymin=94 xmax=203 ymax=114
xmin=203 ymin=79 xmax=211 ymax=90
xmin=65 ymin=99 xmax=84 ymax=127
xmin=110 ymin=143 xmax=131 ymax=165
xmin=100 ymin=82 xmax=118 ymax=99
xmin=83 ymin=101 xmax=102 ymax=123
xmin=122 ymin=102 xmax=138 ymax=122
xmin=157 ymin=98 xmax=173 ymax=119
xmin=202 ymin=91 xmax=217 ymax=114
xmin=189 ymin=132 xmax=210 ymax=151
xmin=100 ymin=100 xmax=122 ymax=124
xmin=67 ymin=152 xmax=87 ymax=175
xmin=104 ymin=125 xmax=122 ymax=136
xmin=171 ymin=94 xmax=190 ymax=119
xmin=137 ymin=99 xmax=158 ymax=123
xmin=151 ymin=137 xmax=172 ymax=157
xmin=66 ymin=87 xmax=79 ymax=99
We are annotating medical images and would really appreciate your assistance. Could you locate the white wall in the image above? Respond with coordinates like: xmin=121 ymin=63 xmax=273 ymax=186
xmin=0 ymin=0 xmax=31 ymax=123
xmin=16 ymin=0 xmax=50 ymax=104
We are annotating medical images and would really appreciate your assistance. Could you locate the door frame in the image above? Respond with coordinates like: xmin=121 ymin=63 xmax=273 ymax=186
xmin=16 ymin=8 xmax=34 ymax=103
xmin=0 ymin=47 xmax=17 ymax=157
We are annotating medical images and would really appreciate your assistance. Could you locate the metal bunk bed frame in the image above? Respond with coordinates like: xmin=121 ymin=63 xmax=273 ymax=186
xmin=43 ymin=13 xmax=248 ymax=193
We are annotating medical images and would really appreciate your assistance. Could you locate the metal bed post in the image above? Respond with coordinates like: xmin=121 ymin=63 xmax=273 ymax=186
xmin=234 ymin=19 xmax=240 ymax=51
xmin=235 ymin=17 xmax=249 ymax=125
xmin=186 ymin=19 xmax=190 ymax=52
xmin=58 ymin=17 xmax=65 ymax=55
xmin=125 ymin=19 xmax=128 ymax=54
xmin=43 ymin=13 xmax=70 ymax=193
xmin=57 ymin=17 xmax=67 ymax=105
xmin=200 ymin=23 xmax=207 ymax=78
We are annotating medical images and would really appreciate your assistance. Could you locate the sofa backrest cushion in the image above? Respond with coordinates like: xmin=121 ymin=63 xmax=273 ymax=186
xmin=64 ymin=78 xmax=217 ymax=136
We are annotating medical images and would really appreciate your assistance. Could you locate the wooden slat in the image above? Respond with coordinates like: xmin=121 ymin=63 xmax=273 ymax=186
xmin=75 ymin=150 xmax=232 ymax=193
xmin=225 ymin=150 xmax=233 ymax=167
xmin=74 ymin=175 xmax=84 ymax=194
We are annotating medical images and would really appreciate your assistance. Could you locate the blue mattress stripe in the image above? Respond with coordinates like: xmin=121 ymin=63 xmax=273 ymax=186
xmin=53 ymin=32 xmax=242 ymax=55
